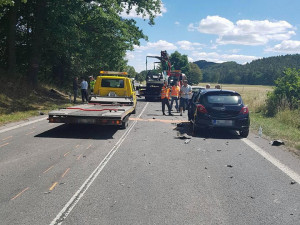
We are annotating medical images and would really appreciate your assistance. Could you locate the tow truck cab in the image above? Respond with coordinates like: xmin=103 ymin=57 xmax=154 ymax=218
xmin=91 ymin=71 xmax=137 ymax=110
xmin=94 ymin=72 xmax=136 ymax=98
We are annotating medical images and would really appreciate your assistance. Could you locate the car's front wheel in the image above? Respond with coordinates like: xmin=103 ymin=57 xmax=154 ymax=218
xmin=240 ymin=128 xmax=249 ymax=138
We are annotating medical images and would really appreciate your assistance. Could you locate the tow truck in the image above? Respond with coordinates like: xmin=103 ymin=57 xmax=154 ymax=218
xmin=48 ymin=71 xmax=137 ymax=129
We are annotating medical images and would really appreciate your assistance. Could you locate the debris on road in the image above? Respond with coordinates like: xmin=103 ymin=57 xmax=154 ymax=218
xmin=290 ymin=181 xmax=296 ymax=185
xmin=184 ymin=139 xmax=191 ymax=144
xmin=270 ymin=140 xmax=285 ymax=146
xmin=217 ymin=149 xmax=222 ymax=152
xmin=226 ymin=165 xmax=233 ymax=168
xmin=178 ymin=135 xmax=192 ymax=140
xmin=258 ymin=126 xmax=262 ymax=137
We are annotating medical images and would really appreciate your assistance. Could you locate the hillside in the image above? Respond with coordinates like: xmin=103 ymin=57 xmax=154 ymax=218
xmin=194 ymin=54 xmax=300 ymax=85
xmin=0 ymin=76 xmax=70 ymax=125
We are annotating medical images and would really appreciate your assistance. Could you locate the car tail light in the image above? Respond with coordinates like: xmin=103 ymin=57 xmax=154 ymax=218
xmin=240 ymin=106 xmax=249 ymax=114
xmin=197 ymin=104 xmax=207 ymax=114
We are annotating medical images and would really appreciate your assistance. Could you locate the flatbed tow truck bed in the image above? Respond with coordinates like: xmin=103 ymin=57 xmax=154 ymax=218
xmin=48 ymin=97 xmax=134 ymax=127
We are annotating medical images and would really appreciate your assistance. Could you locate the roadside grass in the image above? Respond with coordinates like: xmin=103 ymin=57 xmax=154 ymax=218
xmin=0 ymin=76 xmax=71 ymax=126
xmin=199 ymin=83 xmax=300 ymax=154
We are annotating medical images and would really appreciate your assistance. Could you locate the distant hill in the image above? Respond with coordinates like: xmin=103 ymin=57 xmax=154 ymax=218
xmin=194 ymin=54 xmax=300 ymax=85
xmin=194 ymin=60 xmax=217 ymax=69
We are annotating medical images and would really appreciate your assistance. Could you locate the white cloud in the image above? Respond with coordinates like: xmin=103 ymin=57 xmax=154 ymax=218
xmin=135 ymin=40 xmax=177 ymax=51
xmin=191 ymin=51 xmax=258 ymax=64
xmin=190 ymin=15 xmax=234 ymax=34
xmin=120 ymin=2 xmax=167 ymax=19
xmin=125 ymin=51 xmax=135 ymax=60
xmin=188 ymin=57 xmax=194 ymax=62
xmin=228 ymin=49 xmax=241 ymax=54
xmin=265 ymin=40 xmax=300 ymax=53
xmin=189 ymin=16 xmax=296 ymax=46
xmin=177 ymin=40 xmax=203 ymax=50
xmin=175 ymin=21 xmax=180 ymax=25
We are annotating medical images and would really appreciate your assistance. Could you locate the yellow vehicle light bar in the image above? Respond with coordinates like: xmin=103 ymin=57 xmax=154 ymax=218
xmin=100 ymin=71 xmax=128 ymax=75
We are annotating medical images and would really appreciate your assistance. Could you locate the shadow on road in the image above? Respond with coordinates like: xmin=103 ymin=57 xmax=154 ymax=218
xmin=175 ymin=122 xmax=241 ymax=140
xmin=35 ymin=124 xmax=118 ymax=140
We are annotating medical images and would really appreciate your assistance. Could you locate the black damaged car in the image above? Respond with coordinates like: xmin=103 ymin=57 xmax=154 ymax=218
xmin=188 ymin=89 xmax=250 ymax=137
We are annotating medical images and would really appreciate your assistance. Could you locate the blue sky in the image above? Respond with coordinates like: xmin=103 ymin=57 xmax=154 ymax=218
xmin=122 ymin=0 xmax=300 ymax=72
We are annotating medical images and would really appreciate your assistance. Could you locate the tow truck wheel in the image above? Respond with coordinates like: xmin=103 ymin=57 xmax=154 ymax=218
xmin=121 ymin=118 xmax=129 ymax=129
xmin=132 ymin=107 xmax=136 ymax=114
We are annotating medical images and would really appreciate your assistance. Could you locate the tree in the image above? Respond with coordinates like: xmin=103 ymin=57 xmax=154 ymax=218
xmin=265 ymin=68 xmax=300 ymax=116
xmin=274 ymin=68 xmax=300 ymax=110
xmin=187 ymin=63 xmax=202 ymax=85
xmin=135 ymin=70 xmax=147 ymax=82
xmin=169 ymin=51 xmax=190 ymax=74
xmin=0 ymin=0 xmax=162 ymax=88
xmin=126 ymin=65 xmax=137 ymax=78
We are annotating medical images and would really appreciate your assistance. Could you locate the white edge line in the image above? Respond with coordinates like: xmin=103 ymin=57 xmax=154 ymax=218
xmin=242 ymin=138 xmax=300 ymax=184
xmin=49 ymin=102 xmax=149 ymax=225
xmin=0 ymin=116 xmax=47 ymax=134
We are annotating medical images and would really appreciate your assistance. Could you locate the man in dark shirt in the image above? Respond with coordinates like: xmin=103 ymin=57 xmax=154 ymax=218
xmin=73 ymin=77 xmax=79 ymax=103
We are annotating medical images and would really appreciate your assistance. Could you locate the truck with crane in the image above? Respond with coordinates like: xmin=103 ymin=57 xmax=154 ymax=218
xmin=138 ymin=50 xmax=186 ymax=101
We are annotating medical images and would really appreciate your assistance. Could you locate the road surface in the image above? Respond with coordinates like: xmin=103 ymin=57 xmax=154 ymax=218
xmin=0 ymin=99 xmax=299 ymax=225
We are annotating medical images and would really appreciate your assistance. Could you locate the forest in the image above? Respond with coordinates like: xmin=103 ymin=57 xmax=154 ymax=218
xmin=0 ymin=0 xmax=161 ymax=88
xmin=195 ymin=54 xmax=300 ymax=85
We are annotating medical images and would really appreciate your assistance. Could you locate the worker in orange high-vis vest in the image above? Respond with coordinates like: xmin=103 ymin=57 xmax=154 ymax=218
xmin=161 ymin=81 xmax=173 ymax=116
xmin=170 ymin=81 xmax=180 ymax=112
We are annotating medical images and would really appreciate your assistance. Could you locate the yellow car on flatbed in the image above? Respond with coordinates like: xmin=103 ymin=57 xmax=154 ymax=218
xmin=48 ymin=71 xmax=137 ymax=129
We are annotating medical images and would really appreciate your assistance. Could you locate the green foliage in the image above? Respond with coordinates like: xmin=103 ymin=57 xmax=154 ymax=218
xmin=135 ymin=70 xmax=147 ymax=82
xmin=274 ymin=68 xmax=300 ymax=109
xmin=187 ymin=63 xmax=202 ymax=85
xmin=125 ymin=65 xmax=137 ymax=78
xmin=0 ymin=0 xmax=161 ymax=87
xmin=195 ymin=54 xmax=300 ymax=85
xmin=169 ymin=51 xmax=190 ymax=74
xmin=265 ymin=68 xmax=300 ymax=116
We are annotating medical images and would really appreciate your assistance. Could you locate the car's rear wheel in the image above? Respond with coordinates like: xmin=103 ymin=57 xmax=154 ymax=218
xmin=240 ymin=128 xmax=249 ymax=138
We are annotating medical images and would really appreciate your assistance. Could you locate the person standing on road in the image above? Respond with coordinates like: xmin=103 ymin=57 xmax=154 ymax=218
xmin=73 ymin=77 xmax=79 ymax=103
xmin=179 ymin=80 xmax=192 ymax=116
xmin=161 ymin=81 xmax=172 ymax=116
xmin=170 ymin=81 xmax=180 ymax=112
xmin=89 ymin=76 xmax=96 ymax=94
xmin=80 ymin=77 xmax=89 ymax=103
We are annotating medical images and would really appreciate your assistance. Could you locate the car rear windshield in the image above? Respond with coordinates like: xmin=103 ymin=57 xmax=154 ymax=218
xmin=205 ymin=94 xmax=241 ymax=105
xmin=101 ymin=79 xmax=124 ymax=88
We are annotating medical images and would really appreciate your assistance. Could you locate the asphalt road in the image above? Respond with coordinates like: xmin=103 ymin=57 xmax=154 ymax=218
xmin=0 ymin=99 xmax=299 ymax=225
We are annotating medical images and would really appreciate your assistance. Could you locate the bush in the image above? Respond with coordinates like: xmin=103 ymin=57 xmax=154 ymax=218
xmin=265 ymin=68 xmax=300 ymax=116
